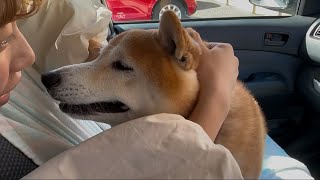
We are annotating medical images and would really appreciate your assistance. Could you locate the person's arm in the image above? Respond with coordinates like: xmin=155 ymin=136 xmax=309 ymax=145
xmin=188 ymin=84 xmax=232 ymax=141
xmin=188 ymin=31 xmax=239 ymax=141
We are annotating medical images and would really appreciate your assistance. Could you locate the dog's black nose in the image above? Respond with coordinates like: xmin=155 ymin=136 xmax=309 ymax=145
xmin=41 ymin=72 xmax=62 ymax=90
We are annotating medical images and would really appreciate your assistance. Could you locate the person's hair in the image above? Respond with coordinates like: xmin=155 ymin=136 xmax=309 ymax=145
xmin=0 ymin=0 xmax=42 ymax=28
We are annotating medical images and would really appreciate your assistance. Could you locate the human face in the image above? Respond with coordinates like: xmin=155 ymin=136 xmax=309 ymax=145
xmin=0 ymin=22 xmax=35 ymax=106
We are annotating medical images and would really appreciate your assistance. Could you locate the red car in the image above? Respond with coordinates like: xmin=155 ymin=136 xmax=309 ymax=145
xmin=106 ymin=0 xmax=197 ymax=22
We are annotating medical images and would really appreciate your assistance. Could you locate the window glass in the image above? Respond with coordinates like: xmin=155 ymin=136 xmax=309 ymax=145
xmin=104 ymin=0 xmax=299 ymax=22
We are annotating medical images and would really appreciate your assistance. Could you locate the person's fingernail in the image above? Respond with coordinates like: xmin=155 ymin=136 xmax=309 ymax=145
xmin=208 ymin=43 xmax=216 ymax=49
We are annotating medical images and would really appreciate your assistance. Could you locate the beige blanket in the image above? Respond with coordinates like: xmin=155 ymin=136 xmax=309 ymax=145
xmin=23 ymin=114 xmax=243 ymax=179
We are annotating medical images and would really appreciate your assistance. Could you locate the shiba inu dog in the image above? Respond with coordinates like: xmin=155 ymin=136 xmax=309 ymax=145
xmin=41 ymin=10 xmax=266 ymax=179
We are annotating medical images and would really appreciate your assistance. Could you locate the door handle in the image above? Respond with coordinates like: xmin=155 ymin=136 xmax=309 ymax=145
xmin=264 ymin=33 xmax=289 ymax=46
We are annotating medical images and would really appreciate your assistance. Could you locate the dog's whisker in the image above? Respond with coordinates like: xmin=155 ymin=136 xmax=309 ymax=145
xmin=79 ymin=105 xmax=85 ymax=120
xmin=67 ymin=105 xmax=72 ymax=116
xmin=98 ymin=103 xmax=104 ymax=112
xmin=50 ymin=92 xmax=58 ymax=100
xmin=91 ymin=105 xmax=96 ymax=116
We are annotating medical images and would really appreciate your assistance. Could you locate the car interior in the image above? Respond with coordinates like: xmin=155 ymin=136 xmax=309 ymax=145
xmin=0 ymin=0 xmax=319 ymax=179
xmin=106 ymin=0 xmax=320 ymax=178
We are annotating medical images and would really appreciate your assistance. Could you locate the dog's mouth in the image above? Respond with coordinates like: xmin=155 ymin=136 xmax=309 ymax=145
xmin=59 ymin=101 xmax=130 ymax=115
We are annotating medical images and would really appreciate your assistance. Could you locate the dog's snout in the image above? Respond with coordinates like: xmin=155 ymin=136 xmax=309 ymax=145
xmin=41 ymin=72 xmax=62 ymax=90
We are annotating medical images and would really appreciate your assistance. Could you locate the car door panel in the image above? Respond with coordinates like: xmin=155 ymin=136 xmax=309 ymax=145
xmin=115 ymin=16 xmax=316 ymax=55
xmin=298 ymin=66 xmax=320 ymax=113
xmin=292 ymin=66 xmax=320 ymax=179
xmin=236 ymin=50 xmax=302 ymax=127
xmin=297 ymin=18 xmax=320 ymax=113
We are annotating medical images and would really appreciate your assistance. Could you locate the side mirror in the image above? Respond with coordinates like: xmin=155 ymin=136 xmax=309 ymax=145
xmin=249 ymin=0 xmax=289 ymax=10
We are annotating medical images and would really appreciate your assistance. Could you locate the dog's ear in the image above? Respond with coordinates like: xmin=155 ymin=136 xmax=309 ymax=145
xmin=158 ymin=11 xmax=200 ymax=70
xmin=85 ymin=39 xmax=103 ymax=62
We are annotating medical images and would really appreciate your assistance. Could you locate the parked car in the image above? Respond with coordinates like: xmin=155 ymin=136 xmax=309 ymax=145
xmin=105 ymin=0 xmax=197 ymax=21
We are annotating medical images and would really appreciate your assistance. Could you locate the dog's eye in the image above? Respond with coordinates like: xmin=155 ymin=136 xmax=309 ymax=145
xmin=112 ymin=61 xmax=133 ymax=71
xmin=180 ymin=57 xmax=186 ymax=62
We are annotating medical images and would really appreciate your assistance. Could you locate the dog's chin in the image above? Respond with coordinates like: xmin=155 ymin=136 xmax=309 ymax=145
xmin=58 ymin=101 xmax=130 ymax=117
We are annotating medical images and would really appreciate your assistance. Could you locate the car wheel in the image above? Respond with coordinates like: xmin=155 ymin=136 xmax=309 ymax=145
xmin=152 ymin=0 xmax=187 ymax=20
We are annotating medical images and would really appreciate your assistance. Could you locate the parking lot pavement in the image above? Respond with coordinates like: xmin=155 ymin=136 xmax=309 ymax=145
xmin=191 ymin=0 xmax=292 ymax=19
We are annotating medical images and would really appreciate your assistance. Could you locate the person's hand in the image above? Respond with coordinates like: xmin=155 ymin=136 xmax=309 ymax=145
xmin=191 ymin=31 xmax=239 ymax=101
xmin=187 ymin=29 xmax=239 ymax=140
xmin=85 ymin=39 xmax=103 ymax=62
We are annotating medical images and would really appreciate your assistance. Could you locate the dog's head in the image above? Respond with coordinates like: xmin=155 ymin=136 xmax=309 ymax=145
xmin=42 ymin=11 xmax=202 ymax=126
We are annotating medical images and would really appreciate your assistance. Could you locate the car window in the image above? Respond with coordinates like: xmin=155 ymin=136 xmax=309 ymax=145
xmin=104 ymin=0 xmax=300 ymax=22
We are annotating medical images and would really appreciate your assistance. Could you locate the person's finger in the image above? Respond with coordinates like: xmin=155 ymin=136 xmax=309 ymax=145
xmin=233 ymin=56 xmax=239 ymax=79
xmin=214 ymin=43 xmax=235 ymax=55
xmin=234 ymin=56 xmax=239 ymax=68
xmin=207 ymin=43 xmax=217 ymax=49
xmin=185 ymin=28 xmax=208 ymax=49
xmin=192 ymin=32 xmax=208 ymax=49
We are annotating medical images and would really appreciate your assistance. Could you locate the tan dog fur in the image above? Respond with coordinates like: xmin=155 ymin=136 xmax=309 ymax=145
xmin=45 ymin=11 xmax=266 ymax=179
